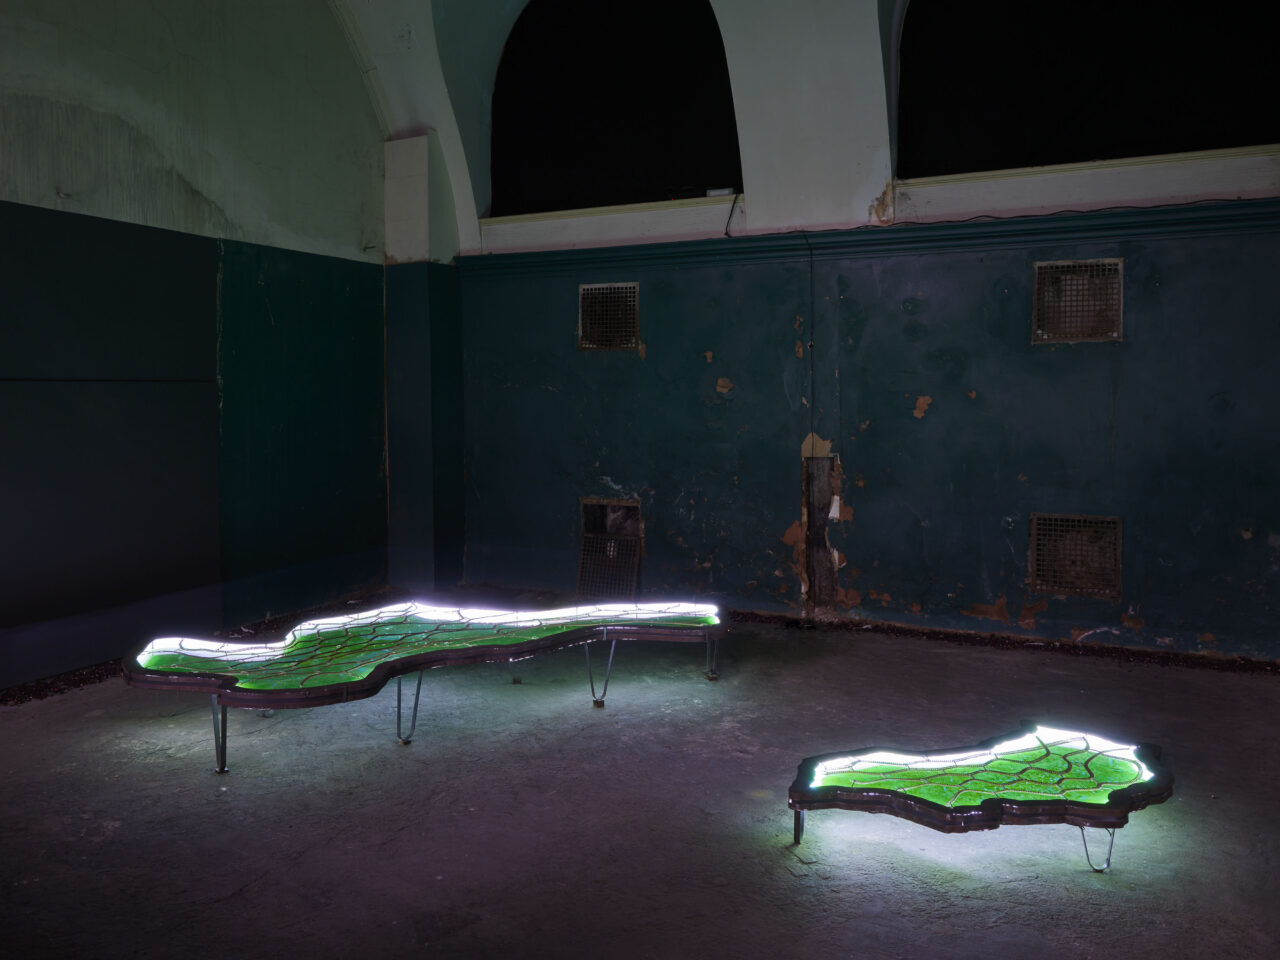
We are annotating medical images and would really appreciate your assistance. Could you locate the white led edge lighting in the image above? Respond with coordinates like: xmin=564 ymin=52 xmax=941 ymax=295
xmin=811 ymin=725 xmax=1154 ymax=789
xmin=138 ymin=636 xmax=289 ymax=664
xmin=138 ymin=602 xmax=719 ymax=666
xmin=293 ymin=601 xmax=719 ymax=633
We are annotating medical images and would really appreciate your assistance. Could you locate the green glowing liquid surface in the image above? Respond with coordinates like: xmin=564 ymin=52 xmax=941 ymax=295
xmin=817 ymin=743 xmax=1147 ymax=807
xmin=137 ymin=606 xmax=716 ymax=691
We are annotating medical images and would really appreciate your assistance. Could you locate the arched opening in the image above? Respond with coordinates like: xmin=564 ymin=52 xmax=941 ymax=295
xmin=896 ymin=1 xmax=1279 ymax=179
xmin=489 ymin=0 xmax=743 ymax=217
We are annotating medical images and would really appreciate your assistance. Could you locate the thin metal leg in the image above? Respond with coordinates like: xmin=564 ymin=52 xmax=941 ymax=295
xmin=396 ymin=670 xmax=425 ymax=744
xmin=1079 ymin=826 xmax=1117 ymax=872
xmin=586 ymin=630 xmax=617 ymax=707
xmin=211 ymin=696 xmax=228 ymax=774
xmin=704 ymin=632 xmax=720 ymax=681
xmin=793 ymin=809 xmax=805 ymax=845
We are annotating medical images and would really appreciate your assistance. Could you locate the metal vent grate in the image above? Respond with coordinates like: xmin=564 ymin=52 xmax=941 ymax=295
xmin=1028 ymin=513 xmax=1122 ymax=600
xmin=579 ymin=282 xmax=639 ymax=351
xmin=578 ymin=499 xmax=642 ymax=599
xmin=1033 ymin=260 xmax=1123 ymax=342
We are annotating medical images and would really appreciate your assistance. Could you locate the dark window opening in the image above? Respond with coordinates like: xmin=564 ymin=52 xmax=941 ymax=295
xmin=897 ymin=1 xmax=1280 ymax=179
xmin=490 ymin=0 xmax=743 ymax=216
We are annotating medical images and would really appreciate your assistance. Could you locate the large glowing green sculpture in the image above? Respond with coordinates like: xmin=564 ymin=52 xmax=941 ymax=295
xmin=788 ymin=725 xmax=1173 ymax=870
xmin=125 ymin=602 xmax=719 ymax=772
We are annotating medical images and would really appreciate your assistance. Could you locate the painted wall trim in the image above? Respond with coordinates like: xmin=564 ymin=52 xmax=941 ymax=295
xmin=458 ymin=197 xmax=1280 ymax=276
xmin=479 ymin=194 xmax=745 ymax=254
xmin=472 ymin=145 xmax=1279 ymax=257
xmin=895 ymin=145 xmax=1280 ymax=224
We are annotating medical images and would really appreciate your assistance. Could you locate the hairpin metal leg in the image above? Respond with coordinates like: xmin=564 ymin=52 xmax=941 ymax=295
xmin=396 ymin=670 xmax=425 ymax=744
xmin=586 ymin=629 xmax=617 ymax=707
xmin=704 ymin=632 xmax=720 ymax=681
xmin=1079 ymin=826 xmax=1116 ymax=872
xmin=793 ymin=809 xmax=805 ymax=844
xmin=211 ymin=696 xmax=228 ymax=774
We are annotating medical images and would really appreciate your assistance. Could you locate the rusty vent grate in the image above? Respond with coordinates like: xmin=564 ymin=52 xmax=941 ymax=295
xmin=1033 ymin=259 xmax=1123 ymax=342
xmin=578 ymin=499 xmax=642 ymax=599
xmin=579 ymin=282 xmax=639 ymax=351
xmin=1028 ymin=513 xmax=1122 ymax=600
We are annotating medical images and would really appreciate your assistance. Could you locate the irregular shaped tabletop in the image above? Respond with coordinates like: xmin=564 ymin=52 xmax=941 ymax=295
xmin=789 ymin=725 xmax=1173 ymax=831
xmin=124 ymin=601 xmax=719 ymax=707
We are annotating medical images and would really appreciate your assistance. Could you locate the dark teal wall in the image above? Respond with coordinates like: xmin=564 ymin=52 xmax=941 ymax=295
xmin=386 ymin=261 xmax=464 ymax=592
xmin=459 ymin=250 xmax=811 ymax=604
xmin=217 ymin=241 xmax=387 ymax=625
xmin=1 ymin=200 xmax=222 ymax=684
xmin=0 ymin=205 xmax=389 ymax=688
xmin=457 ymin=200 xmax=1280 ymax=659
xmin=829 ymin=226 xmax=1280 ymax=657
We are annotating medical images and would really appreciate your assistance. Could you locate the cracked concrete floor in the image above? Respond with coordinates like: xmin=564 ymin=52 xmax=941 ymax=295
xmin=2 ymin=620 xmax=1278 ymax=959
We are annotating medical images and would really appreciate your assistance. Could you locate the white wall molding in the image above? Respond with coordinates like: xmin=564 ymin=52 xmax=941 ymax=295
xmin=479 ymin=194 xmax=746 ymax=254
xmin=894 ymin=146 xmax=1280 ymax=224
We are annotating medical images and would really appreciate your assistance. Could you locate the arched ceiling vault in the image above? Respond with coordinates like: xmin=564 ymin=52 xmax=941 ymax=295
xmin=329 ymin=0 xmax=896 ymax=252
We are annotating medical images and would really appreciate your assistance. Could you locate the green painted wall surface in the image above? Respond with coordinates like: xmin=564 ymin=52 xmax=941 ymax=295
xmin=0 ymin=200 xmax=221 ymax=685
xmin=217 ymin=241 xmax=387 ymax=626
xmin=457 ymin=200 xmax=1280 ymax=659
xmin=0 ymin=0 xmax=383 ymax=262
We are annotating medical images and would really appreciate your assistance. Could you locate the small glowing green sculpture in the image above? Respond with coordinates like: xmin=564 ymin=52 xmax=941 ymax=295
xmin=789 ymin=725 xmax=1173 ymax=869
xmin=810 ymin=726 xmax=1152 ymax=808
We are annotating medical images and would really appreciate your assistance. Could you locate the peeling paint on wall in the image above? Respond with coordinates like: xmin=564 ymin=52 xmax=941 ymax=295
xmin=781 ymin=518 xmax=807 ymax=607
xmin=912 ymin=395 xmax=933 ymax=419
xmin=1017 ymin=599 xmax=1048 ymax=629
xmin=868 ymin=181 xmax=894 ymax=225
xmin=964 ymin=595 xmax=1010 ymax=624
xmin=835 ymin=586 xmax=862 ymax=607
xmin=829 ymin=458 xmax=853 ymax=522
xmin=800 ymin=433 xmax=832 ymax=458
xmin=715 ymin=377 xmax=734 ymax=394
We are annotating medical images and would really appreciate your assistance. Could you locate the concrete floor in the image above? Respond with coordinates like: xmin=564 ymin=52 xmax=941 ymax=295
xmin=2 ymin=616 xmax=1278 ymax=959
